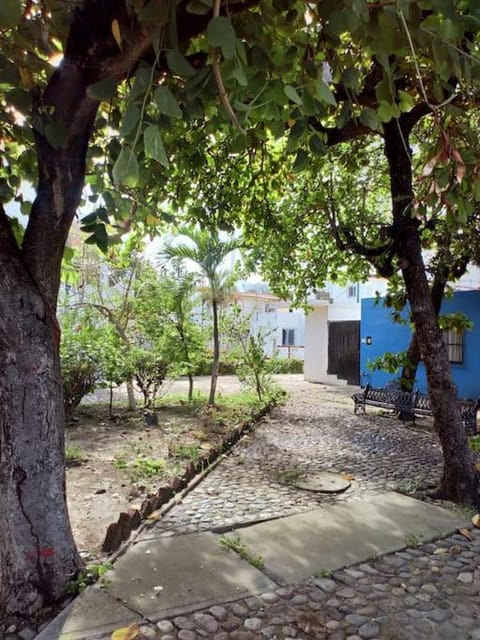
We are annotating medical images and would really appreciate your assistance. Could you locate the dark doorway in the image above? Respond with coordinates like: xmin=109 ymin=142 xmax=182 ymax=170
xmin=328 ymin=321 xmax=360 ymax=385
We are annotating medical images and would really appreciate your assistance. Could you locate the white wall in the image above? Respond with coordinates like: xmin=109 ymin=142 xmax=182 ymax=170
xmin=274 ymin=308 xmax=305 ymax=359
xmin=304 ymin=306 xmax=329 ymax=381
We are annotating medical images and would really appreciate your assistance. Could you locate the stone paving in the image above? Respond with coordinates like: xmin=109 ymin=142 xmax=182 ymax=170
xmin=143 ymin=383 xmax=445 ymax=538
xmin=89 ymin=380 xmax=480 ymax=640
xmin=29 ymin=379 xmax=480 ymax=640
xmin=137 ymin=526 xmax=480 ymax=640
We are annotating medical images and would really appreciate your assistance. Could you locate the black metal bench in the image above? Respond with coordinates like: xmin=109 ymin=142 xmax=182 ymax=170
xmin=413 ymin=392 xmax=478 ymax=435
xmin=353 ymin=384 xmax=478 ymax=434
xmin=352 ymin=383 xmax=416 ymax=419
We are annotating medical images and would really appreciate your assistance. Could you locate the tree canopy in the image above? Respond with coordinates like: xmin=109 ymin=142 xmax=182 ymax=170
xmin=2 ymin=0 xmax=480 ymax=623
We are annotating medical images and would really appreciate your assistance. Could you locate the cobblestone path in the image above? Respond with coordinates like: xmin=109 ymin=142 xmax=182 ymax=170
xmin=151 ymin=382 xmax=444 ymax=537
xmin=125 ymin=382 xmax=480 ymax=639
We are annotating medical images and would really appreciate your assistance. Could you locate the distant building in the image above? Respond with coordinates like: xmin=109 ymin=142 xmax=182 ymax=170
xmin=229 ymin=291 xmax=305 ymax=360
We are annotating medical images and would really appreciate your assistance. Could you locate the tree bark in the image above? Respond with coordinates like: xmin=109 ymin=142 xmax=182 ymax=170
xmin=383 ymin=119 xmax=479 ymax=505
xmin=0 ymin=225 xmax=80 ymax=616
xmin=209 ymin=299 xmax=220 ymax=405
xmin=400 ymin=272 xmax=447 ymax=390
xmin=125 ymin=377 xmax=137 ymax=411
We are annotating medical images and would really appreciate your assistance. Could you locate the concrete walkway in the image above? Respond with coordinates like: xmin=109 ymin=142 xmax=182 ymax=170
xmin=37 ymin=380 xmax=480 ymax=640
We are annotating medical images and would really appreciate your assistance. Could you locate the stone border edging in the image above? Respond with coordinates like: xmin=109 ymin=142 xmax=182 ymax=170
xmin=101 ymin=400 xmax=277 ymax=554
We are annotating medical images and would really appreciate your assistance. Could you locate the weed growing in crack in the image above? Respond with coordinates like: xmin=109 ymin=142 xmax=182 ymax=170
xmin=220 ymin=534 xmax=265 ymax=569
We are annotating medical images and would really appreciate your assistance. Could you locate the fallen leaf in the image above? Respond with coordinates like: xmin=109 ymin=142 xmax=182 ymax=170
xmin=296 ymin=611 xmax=324 ymax=634
xmin=472 ymin=514 xmax=480 ymax=529
xmin=458 ymin=528 xmax=474 ymax=541
xmin=147 ymin=511 xmax=161 ymax=521
xmin=433 ymin=547 xmax=448 ymax=555
xmin=342 ymin=473 xmax=355 ymax=481
xmin=111 ymin=623 xmax=140 ymax=640
xmin=449 ymin=545 xmax=462 ymax=555
xmin=474 ymin=462 xmax=480 ymax=471
xmin=111 ymin=19 xmax=122 ymax=50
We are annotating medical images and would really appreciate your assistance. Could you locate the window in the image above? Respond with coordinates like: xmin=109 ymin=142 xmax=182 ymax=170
xmin=282 ymin=329 xmax=295 ymax=346
xmin=347 ymin=285 xmax=357 ymax=298
xmin=442 ymin=329 xmax=464 ymax=364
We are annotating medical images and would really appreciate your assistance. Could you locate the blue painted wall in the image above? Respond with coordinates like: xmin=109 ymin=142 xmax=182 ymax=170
xmin=360 ymin=291 xmax=480 ymax=399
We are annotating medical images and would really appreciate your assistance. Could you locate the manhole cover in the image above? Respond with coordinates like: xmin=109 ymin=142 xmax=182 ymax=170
xmin=293 ymin=472 xmax=351 ymax=493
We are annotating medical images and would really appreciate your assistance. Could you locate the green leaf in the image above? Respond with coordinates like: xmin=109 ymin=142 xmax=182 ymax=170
xmin=85 ymin=224 xmax=109 ymax=253
xmin=398 ymin=89 xmax=414 ymax=112
xmin=377 ymin=101 xmax=393 ymax=123
xmin=130 ymin=68 xmax=151 ymax=100
xmin=342 ymin=68 xmax=360 ymax=91
xmin=87 ymin=77 xmax=117 ymax=101
xmin=144 ymin=125 xmax=169 ymax=168
xmin=359 ymin=108 xmax=381 ymax=131
xmin=138 ymin=0 xmax=169 ymax=23
xmin=293 ymin=149 xmax=309 ymax=172
xmin=112 ymin=148 xmax=139 ymax=187
xmin=207 ymin=17 xmax=236 ymax=60
xmin=186 ymin=0 xmax=212 ymax=14
xmin=120 ymin=104 xmax=141 ymax=137
xmin=284 ymin=85 xmax=303 ymax=105
xmin=309 ymin=134 xmax=326 ymax=155
xmin=154 ymin=86 xmax=182 ymax=119
xmin=0 ymin=0 xmax=22 ymax=28
xmin=232 ymin=66 xmax=248 ymax=86
xmin=315 ymin=79 xmax=337 ymax=106
xmin=166 ymin=51 xmax=195 ymax=77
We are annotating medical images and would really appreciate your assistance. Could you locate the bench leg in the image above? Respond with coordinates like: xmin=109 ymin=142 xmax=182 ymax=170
xmin=354 ymin=403 xmax=366 ymax=415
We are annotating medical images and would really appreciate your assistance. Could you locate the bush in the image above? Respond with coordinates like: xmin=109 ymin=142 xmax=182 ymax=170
xmin=130 ymin=349 xmax=169 ymax=408
xmin=193 ymin=357 xmax=236 ymax=376
xmin=266 ymin=357 xmax=304 ymax=374
xmin=61 ymin=322 xmax=105 ymax=420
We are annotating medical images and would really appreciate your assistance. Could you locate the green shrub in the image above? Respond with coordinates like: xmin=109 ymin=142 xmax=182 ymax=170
xmin=266 ymin=357 xmax=304 ymax=374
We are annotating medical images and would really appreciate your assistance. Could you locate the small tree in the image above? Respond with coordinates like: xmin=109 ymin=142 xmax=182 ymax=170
xmin=134 ymin=263 xmax=206 ymax=402
xmin=162 ymin=227 xmax=241 ymax=405
xmin=222 ymin=304 xmax=273 ymax=401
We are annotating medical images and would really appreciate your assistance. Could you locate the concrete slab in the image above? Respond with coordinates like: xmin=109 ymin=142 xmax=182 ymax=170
xmin=223 ymin=492 xmax=468 ymax=584
xmin=104 ymin=532 xmax=276 ymax=619
xmin=35 ymin=587 xmax=142 ymax=640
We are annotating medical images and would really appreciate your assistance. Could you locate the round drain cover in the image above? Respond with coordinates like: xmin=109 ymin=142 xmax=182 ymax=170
xmin=294 ymin=472 xmax=351 ymax=493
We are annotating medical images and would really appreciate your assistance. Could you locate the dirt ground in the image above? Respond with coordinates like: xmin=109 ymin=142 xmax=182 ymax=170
xmin=66 ymin=376 xmax=301 ymax=555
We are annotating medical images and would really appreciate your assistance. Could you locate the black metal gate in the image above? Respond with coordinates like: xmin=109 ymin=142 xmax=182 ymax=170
xmin=327 ymin=321 xmax=360 ymax=385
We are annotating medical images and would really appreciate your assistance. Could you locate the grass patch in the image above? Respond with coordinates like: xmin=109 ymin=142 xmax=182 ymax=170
xmin=113 ymin=445 xmax=166 ymax=483
xmin=469 ymin=435 xmax=480 ymax=453
xmin=405 ymin=532 xmax=421 ymax=548
xmin=65 ymin=443 xmax=85 ymax=464
xmin=170 ymin=442 xmax=202 ymax=461
xmin=220 ymin=534 xmax=265 ymax=569
xmin=66 ymin=561 xmax=112 ymax=594
xmin=313 ymin=568 xmax=332 ymax=579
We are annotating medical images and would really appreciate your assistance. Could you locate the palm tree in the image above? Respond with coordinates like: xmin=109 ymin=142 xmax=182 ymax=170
xmin=162 ymin=226 xmax=241 ymax=405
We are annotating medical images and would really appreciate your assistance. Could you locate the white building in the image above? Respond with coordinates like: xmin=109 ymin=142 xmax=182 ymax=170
xmin=304 ymin=278 xmax=388 ymax=385
xmin=230 ymin=291 xmax=305 ymax=360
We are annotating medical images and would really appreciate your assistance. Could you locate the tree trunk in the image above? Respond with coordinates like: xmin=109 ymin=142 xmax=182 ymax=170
xmin=0 ymin=249 xmax=80 ymax=616
xmin=209 ymin=299 xmax=220 ymax=405
xmin=187 ymin=372 xmax=194 ymax=402
xmin=178 ymin=326 xmax=194 ymax=402
xmin=400 ymin=264 xmax=454 ymax=389
xmin=384 ymin=120 xmax=479 ymax=505
xmin=125 ymin=376 xmax=137 ymax=411
xmin=0 ymin=10 xmax=100 ymax=620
